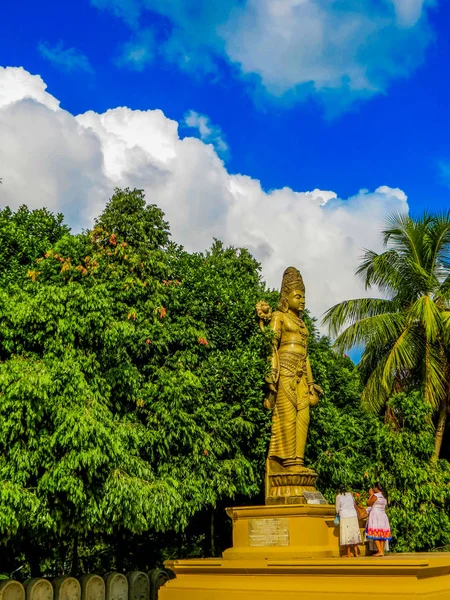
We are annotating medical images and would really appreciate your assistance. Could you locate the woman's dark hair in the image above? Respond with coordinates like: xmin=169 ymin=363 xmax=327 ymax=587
xmin=338 ymin=485 xmax=348 ymax=494
xmin=373 ymin=482 xmax=387 ymax=499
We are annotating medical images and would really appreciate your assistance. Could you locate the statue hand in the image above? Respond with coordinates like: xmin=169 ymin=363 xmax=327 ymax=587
xmin=308 ymin=391 xmax=320 ymax=407
xmin=308 ymin=383 xmax=323 ymax=407
xmin=265 ymin=369 xmax=278 ymax=387
xmin=309 ymin=383 xmax=323 ymax=395
xmin=264 ymin=390 xmax=276 ymax=410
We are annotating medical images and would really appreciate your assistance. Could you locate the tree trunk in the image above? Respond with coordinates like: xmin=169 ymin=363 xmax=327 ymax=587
xmin=434 ymin=395 xmax=448 ymax=460
xmin=28 ymin=546 xmax=41 ymax=578
xmin=71 ymin=534 xmax=79 ymax=577
xmin=210 ymin=508 xmax=216 ymax=557
xmin=115 ymin=532 xmax=125 ymax=572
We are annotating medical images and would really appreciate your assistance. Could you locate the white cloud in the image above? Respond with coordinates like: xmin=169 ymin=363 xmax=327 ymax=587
xmin=391 ymin=0 xmax=431 ymax=27
xmin=183 ymin=110 xmax=228 ymax=157
xmin=91 ymin=0 xmax=435 ymax=109
xmin=0 ymin=67 xmax=409 ymax=319
xmin=0 ymin=68 xmax=108 ymax=225
xmin=0 ymin=66 xmax=60 ymax=110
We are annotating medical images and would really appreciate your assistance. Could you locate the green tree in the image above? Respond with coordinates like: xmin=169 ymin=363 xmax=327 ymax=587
xmin=95 ymin=187 xmax=170 ymax=252
xmin=369 ymin=392 xmax=450 ymax=552
xmin=323 ymin=212 xmax=450 ymax=458
xmin=0 ymin=191 xmax=179 ymax=574
xmin=4 ymin=190 xmax=449 ymax=569
xmin=305 ymin=328 xmax=378 ymax=497
xmin=0 ymin=189 xmax=276 ymax=574
xmin=0 ymin=205 xmax=69 ymax=287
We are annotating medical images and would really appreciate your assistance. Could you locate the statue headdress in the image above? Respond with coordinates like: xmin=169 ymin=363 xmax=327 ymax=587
xmin=278 ymin=267 xmax=305 ymax=312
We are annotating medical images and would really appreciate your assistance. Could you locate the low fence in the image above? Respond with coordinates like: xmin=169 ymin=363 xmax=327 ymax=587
xmin=0 ymin=569 xmax=172 ymax=600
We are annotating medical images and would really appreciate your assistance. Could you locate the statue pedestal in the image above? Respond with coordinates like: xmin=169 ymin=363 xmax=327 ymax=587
xmin=222 ymin=504 xmax=337 ymax=559
xmin=265 ymin=459 xmax=318 ymax=505
xmin=160 ymin=504 xmax=450 ymax=600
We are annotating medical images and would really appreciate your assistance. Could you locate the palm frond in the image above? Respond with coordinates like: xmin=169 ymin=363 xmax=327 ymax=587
xmin=427 ymin=211 xmax=450 ymax=275
xmin=381 ymin=326 xmax=421 ymax=391
xmin=407 ymin=295 xmax=443 ymax=343
xmin=361 ymin=360 xmax=390 ymax=412
xmin=358 ymin=338 xmax=391 ymax=381
xmin=438 ymin=310 xmax=450 ymax=347
xmin=399 ymin=256 xmax=438 ymax=297
xmin=332 ymin=312 xmax=405 ymax=354
xmin=436 ymin=274 xmax=450 ymax=303
xmin=322 ymin=297 xmax=397 ymax=337
xmin=423 ymin=341 xmax=447 ymax=413
xmin=382 ymin=212 xmax=431 ymax=266
xmin=355 ymin=248 xmax=405 ymax=294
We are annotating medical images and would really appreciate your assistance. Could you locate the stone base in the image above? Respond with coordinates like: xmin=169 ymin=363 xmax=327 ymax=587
xmin=160 ymin=504 xmax=450 ymax=599
xmin=265 ymin=458 xmax=318 ymax=504
xmin=160 ymin=555 xmax=450 ymax=600
xmin=223 ymin=504 xmax=337 ymax=559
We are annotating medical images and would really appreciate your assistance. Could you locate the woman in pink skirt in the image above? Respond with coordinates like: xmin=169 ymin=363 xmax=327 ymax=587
xmin=366 ymin=483 xmax=392 ymax=556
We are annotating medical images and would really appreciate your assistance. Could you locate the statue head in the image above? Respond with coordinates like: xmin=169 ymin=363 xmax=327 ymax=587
xmin=279 ymin=267 xmax=305 ymax=313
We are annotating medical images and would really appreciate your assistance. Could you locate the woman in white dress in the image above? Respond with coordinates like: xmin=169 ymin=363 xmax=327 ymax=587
xmin=335 ymin=486 xmax=362 ymax=557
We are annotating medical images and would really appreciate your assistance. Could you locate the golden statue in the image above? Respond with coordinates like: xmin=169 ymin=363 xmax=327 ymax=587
xmin=257 ymin=267 xmax=322 ymax=504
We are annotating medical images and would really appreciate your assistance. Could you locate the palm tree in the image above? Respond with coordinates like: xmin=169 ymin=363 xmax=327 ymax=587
xmin=322 ymin=212 xmax=450 ymax=459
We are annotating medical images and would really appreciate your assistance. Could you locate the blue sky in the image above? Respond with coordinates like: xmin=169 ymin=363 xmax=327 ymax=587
xmin=0 ymin=0 xmax=449 ymax=324
xmin=2 ymin=0 xmax=449 ymax=212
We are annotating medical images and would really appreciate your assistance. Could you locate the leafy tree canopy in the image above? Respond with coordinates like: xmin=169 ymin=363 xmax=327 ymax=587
xmin=0 ymin=192 xmax=449 ymax=576
xmin=0 ymin=205 xmax=69 ymax=287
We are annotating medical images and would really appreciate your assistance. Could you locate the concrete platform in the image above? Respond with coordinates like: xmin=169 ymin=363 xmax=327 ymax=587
xmin=159 ymin=504 xmax=450 ymax=599
xmin=160 ymin=554 xmax=450 ymax=599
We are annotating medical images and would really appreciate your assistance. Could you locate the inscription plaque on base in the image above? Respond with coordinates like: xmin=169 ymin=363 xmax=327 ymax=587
xmin=302 ymin=491 xmax=327 ymax=505
xmin=248 ymin=518 xmax=289 ymax=547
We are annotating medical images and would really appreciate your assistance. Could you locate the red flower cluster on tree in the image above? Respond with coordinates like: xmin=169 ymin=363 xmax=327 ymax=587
xmin=158 ymin=307 xmax=167 ymax=318
xmin=198 ymin=337 xmax=209 ymax=346
xmin=162 ymin=279 xmax=181 ymax=286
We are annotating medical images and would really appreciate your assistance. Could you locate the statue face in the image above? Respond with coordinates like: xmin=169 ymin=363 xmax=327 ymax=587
xmin=287 ymin=289 xmax=305 ymax=312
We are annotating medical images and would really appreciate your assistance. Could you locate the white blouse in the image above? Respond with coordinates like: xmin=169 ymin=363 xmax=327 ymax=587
xmin=336 ymin=492 xmax=357 ymax=519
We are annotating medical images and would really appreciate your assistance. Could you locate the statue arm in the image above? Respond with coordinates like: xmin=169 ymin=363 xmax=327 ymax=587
xmin=306 ymin=355 xmax=323 ymax=406
xmin=306 ymin=356 xmax=315 ymax=386
xmin=265 ymin=312 xmax=282 ymax=389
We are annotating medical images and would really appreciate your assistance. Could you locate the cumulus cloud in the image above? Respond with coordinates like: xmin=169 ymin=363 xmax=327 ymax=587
xmin=0 ymin=67 xmax=409 ymax=319
xmin=38 ymin=41 xmax=94 ymax=74
xmin=0 ymin=67 xmax=107 ymax=225
xmin=91 ymin=0 xmax=435 ymax=109
xmin=0 ymin=66 xmax=60 ymax=109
